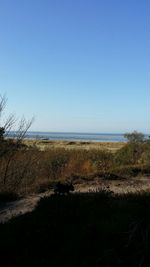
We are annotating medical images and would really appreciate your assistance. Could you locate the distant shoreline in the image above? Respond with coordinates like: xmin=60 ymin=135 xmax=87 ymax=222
xmin=7 ymin=131 xmax=149 ymax=143
xmin=8 ymin=131 xmax=149 ymax=143
xmin=12 ymin=131 xmax=128 ymax=142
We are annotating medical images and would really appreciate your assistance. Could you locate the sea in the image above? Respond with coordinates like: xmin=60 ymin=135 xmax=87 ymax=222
xmin=7 ymin=131 xmax=150 ymax=142
xmin=24 ymin=132 xmax=127 ymax=142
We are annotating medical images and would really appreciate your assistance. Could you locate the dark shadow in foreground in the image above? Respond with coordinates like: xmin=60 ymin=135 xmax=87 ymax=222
xmin=0 ymin=190 xmax=150 ymax=267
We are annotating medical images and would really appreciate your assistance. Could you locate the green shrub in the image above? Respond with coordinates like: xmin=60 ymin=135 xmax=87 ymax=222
xmin=124 ymin=130 xmax=145 ymax=143
xmin=115 ymin=143 xmax=144 ymax=165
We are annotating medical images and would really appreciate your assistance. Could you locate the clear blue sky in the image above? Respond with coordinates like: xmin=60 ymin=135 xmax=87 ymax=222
xmin=0 ymin=0 xmax=150 ymax=133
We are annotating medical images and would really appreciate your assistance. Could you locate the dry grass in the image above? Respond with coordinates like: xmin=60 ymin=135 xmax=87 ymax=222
xmin=23 ymin=139 xmax=125 ymax=152
xmin=1 ymin=139 xmax=150 ymax=199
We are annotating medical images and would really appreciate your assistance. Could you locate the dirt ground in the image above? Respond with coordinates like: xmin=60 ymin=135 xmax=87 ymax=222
xmin=75 ymin=176 xmax=150 ymax=193
xmin=0 ymin=176 xmax=150 ymax=223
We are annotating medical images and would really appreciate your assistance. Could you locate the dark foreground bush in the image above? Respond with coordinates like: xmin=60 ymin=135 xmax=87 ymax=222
xmin=0 ymin=191 xmax=150 ymax=266
xmin=0 ymin=191 xmax=19 ymax=203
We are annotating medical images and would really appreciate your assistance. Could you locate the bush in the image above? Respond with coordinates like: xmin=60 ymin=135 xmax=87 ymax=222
xmin=0 ymin=127 xmax=5 ymax=140
xmin=0 ymin=191 xmax=19 ymax=202
xmin=124 ymin=130 xmax=145 ymax=143
xmin=115 ymin=143 xmax=144 ymax=165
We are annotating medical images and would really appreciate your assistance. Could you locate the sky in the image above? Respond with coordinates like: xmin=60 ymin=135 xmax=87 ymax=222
xmin=0 ymin=0 xmax=150 ymax=133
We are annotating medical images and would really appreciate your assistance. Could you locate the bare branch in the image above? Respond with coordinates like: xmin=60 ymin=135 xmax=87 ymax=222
xmin=0 ymin=94 xmax=7 ymax=120
xmin=4 ymin=114 xmax=16 ymax=134
xmin=15 ymin=116 xmax=35 ymax=141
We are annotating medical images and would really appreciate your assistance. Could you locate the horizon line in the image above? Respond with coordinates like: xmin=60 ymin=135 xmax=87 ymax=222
xmin=27 ymin=131 xmax=150 ymax=135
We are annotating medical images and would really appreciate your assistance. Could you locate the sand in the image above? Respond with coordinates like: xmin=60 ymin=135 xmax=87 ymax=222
xmin=1 ymin=175 xmax=150 ymax=223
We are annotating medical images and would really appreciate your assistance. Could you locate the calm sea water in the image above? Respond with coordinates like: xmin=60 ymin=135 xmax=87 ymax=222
xmin=25 ymin=132 xmax=127 ymax=142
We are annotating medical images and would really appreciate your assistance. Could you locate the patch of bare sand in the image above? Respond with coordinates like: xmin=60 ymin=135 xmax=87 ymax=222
xmin=0 ymin=176 xmax=150 ymax=223
xmin=75 ymin=176 xmax=150 ymax=194
xmin=0 ymin=191 xmax=52 ymax=224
